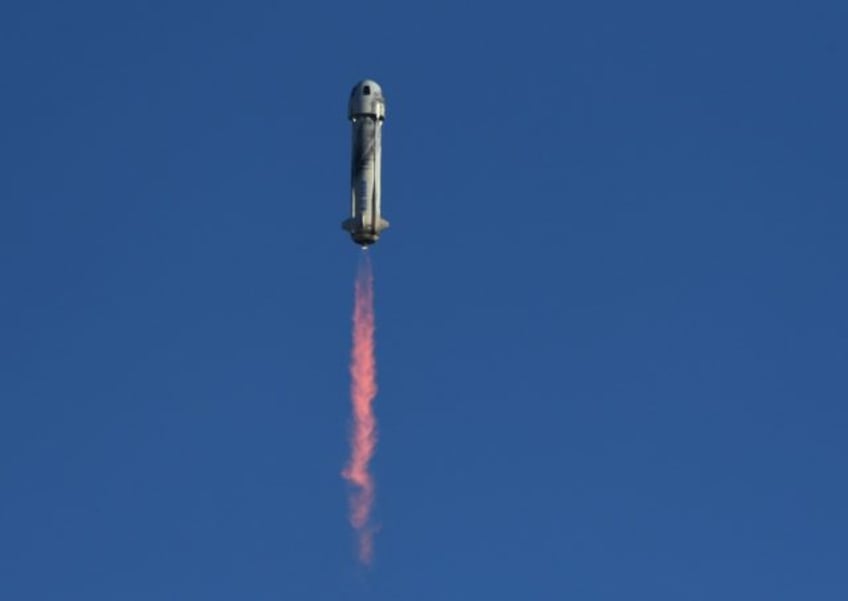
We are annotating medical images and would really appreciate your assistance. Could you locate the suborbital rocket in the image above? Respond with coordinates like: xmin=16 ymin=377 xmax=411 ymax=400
xmin=343 ymin=80 xmax=389 ymax=246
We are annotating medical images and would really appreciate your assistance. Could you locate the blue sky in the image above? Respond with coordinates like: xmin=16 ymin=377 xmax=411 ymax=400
xmin=1 ymin=0 xmax=847 ymax=599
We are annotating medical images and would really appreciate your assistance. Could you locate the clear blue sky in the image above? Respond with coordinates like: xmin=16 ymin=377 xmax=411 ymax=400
xmin=2 ymin=1 xmax=846 ymax=599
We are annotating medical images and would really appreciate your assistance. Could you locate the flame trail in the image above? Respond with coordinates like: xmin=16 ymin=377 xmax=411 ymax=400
xmin=342 ymin=253 xmax=378 ymax=565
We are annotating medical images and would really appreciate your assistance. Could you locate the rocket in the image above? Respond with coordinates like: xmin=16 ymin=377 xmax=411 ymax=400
xmin=343 ymin=79 xmax=389 ymax=246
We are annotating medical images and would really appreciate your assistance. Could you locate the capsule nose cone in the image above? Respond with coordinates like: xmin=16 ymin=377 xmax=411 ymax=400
xmin=352 ymin=79 xmax=382 ymax=96
xmin=348 ymin=79 xmax=386 ymax=121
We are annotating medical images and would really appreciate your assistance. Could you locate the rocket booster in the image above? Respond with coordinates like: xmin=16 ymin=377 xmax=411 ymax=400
xmin=343 ymin=80 xmax=389 ymax=246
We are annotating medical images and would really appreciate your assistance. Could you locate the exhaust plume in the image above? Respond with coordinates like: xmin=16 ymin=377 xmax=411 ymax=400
xmin=342 ymin=253 xmax=379 ymax=565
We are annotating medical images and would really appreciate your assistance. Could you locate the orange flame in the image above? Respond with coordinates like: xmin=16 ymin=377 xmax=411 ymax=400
xmin=342 ymin=253 xmax=378 ymax=565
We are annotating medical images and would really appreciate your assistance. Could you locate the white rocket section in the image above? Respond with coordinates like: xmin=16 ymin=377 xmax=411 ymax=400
xmin=343 ymin=79 xmax=388 ymax=246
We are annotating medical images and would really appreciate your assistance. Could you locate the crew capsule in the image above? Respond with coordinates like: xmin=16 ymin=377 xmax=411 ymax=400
xmin=342 ymin=79 xmax=389 ymax=247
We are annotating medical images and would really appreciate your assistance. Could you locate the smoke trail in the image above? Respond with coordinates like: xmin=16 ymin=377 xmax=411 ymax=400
xmin=342 ymin=253 xmax=378 ymax=565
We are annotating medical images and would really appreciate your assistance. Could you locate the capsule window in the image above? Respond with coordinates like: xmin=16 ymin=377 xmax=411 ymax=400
xmin=363 ymin=86 xmax=371 ymax=95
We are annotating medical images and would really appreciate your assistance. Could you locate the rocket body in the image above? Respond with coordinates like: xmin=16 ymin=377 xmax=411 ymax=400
xmin=343 ymin=80 xmax=388 ymax=246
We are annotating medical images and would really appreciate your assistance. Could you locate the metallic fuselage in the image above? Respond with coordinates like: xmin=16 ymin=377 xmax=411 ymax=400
xmin=343 ymin=80 xmax=388 ymax=246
